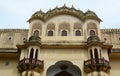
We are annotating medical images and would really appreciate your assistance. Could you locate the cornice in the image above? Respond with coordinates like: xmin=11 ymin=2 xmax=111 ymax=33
xmin=28 ymin=5 xmax=101 ymax=22
xmin=0 ymin=29 xmax=28 ymax=32
xmin=101 ymin=29 xmax=120 ymax=33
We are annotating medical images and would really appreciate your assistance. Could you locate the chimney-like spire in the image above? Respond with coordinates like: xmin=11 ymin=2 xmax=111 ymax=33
xmin=64 ymin=3 xmax=66 ymax=7
xmin=72 ymin=4 xmax=74 ymax=8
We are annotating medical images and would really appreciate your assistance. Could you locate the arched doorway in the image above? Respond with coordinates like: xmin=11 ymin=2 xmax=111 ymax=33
xmin=46 ymin=60 xmax=81 ymax=76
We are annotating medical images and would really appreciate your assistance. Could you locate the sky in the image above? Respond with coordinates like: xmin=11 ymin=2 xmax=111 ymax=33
xmin=0 ymin=0 xmax=120 ymax=29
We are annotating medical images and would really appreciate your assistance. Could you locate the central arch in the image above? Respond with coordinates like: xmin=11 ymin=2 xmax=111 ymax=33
xmin=55 ymin=71 xmax=73 ymax=76
xmin=46 ymin=60 xmax=81 ymax=76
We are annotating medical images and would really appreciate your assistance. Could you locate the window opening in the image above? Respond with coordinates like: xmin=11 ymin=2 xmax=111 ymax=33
xmin=90 ymin=49 xmax=93 ymax=59
xmin=34 ymin=30 xmax=39 ymax=36
xmin=29 ymin=48 xmax=34 ymax=59
xmin=75 ymin=30 xmax=81 ymax=36
xmin=35 ymin=49 xmax=38 ymax=59
xmin=48 ymin=30 xmax=53 ymax=36
xmin=62 ymin=30 xmax=67 ymax=36
xmin=94 ymin=48 xmax=98 ymax=59
xmin=90 ymin=30 xmax=95 ymax=36
xmin=8 ymin=37 xmax=12 ymax=40
xmin=104 ymin=38 xmax=107 ymax=41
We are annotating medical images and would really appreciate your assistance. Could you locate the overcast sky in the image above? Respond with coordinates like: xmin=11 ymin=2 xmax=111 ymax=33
xmin=0 ymin=0 xmax=120 ymax=29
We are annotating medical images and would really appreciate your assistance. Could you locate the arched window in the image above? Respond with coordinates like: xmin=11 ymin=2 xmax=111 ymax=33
xmin=90 ymin=30 xmax=95 ymax=36
xmin=29 ymin=48 xmax=34 ymax=59
xmin=34 ymin=30 xmax=39 ymax=36
xmin=75 ymin=30 xmax=81 ymax=36
xmin=48 ymin=30 xmax=53 ymax=36
xmin=61 ymin=30 xmax=67 ymax=36
xmin=90 ymin=49 xmax=93 ymax=59
xmin=35 ymin=49 xmax=38 ymax=59
xmin=94 ymin=48 xmax=98 ymax=59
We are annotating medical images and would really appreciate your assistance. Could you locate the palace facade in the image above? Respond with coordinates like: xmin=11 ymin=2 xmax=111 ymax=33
xmin=0 ymin=5 xmax=120 ymax=76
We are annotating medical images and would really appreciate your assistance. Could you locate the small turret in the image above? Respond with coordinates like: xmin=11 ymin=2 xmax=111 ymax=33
xmin=29 ymin=35 xmax=41 ymax=42
xmin=84 ymin=35 xmax=112 ymax=76
xmin=17 ymin=35 xmax=43 ymax=76
xmin=87 ymin=35 xmax=100 ymax=43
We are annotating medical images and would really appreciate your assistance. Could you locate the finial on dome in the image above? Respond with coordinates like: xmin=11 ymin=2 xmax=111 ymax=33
xmin=49 ymin=8 xmax=51 ymax=11
xmin=56 ymin=5 xmax=58 ymax=8
xmin=39 ymin=9 xmax=43 ymax=14
xmin=88 ymin=9 xmax=91 ymax=11
xmin=64 ymin=3 xmax=66 ymax=7
xmin=72 ymin=4 xmax=74 ymax=8
xmin=39 ymin=9 xmax=42 ymax=12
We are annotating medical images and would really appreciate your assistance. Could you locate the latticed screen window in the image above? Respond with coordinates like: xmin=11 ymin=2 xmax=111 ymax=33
xmin=61 ymin=30 xmax=67 ymax=36
xmin=48 ymin=30 xmax=53 ymax=36
xmin=75 ymin=30 xmax=81 ymax=36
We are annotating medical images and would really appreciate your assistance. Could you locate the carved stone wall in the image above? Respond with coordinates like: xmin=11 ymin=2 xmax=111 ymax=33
xmin=101 ymin=29 xmax=120 ymax=48
xmin=0 ymin=28 xmax=120 ymax=48
xmin=0 ymin=29 xmax=28 ymax=48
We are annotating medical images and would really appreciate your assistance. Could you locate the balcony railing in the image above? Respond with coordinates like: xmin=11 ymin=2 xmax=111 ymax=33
xmin=84 ymin=58 xmax=111 ymax=73
xmin=17 ymin=58 xmax=44 ymax=72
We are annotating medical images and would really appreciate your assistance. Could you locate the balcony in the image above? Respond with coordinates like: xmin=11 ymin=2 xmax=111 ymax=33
xmin=17 ymin=58 xmax=44 ymax=72
xmin=84 ymin=58 xmax=111 ymax=73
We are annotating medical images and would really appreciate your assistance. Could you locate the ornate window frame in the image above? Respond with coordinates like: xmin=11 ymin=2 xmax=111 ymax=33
xmin=47 ymin=30 xmax=54 ymax=36
xmin=74 ymin=29 xmax=82 ymax=36
xmin=89 ymin=29 xmax=96 ymax=36
xmin=33 ymin=29 xmax=40 ymax=36
xmin=60 ymin=29 xmax=69 ymax=36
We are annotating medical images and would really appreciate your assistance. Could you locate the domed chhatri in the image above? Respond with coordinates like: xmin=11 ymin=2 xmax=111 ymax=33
xmin=29 ymin=9 xmax=45 ymax=21
xmin=84 ymin=10 xmax=102 ymax=22
xmin=85 ymin=10 xmax=98 ymax=17
xmin=28 ymin=5 xmax=101 ymax=22
xmin=87 ymin=35 xmax=100 ymax=43
xmin=29 ymin=35 xmax=41 ymax=42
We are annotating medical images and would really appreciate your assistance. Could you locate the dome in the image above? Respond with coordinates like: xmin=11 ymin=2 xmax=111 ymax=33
xmin=28 ymin=5 xmax=101 ymax=22
xmin=44 ymin=5 xmax=84 ymax=21
xmin=29 ymin=35 xmax=41 ymax=42
xmin=85 ymin=10 xmax=102 ymax=22
xmin=85 ymin=10 xmax=98 ymax=17
xmin=28 ymin=10 xmax=45 ymax=22
xmin=87 ymin=35 xmax=100 ymax=43
xmin=28 ymin=5 xmax=84 ymax=22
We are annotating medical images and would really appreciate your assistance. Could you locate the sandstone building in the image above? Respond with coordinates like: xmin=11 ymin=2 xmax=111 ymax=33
xmin=0 ymin=5 xmax=120 ymax=76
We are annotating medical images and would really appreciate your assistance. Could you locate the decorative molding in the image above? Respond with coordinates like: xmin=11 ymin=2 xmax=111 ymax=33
xmin=0 ymin=29 xmax=28 ymax=32
xmin=28 ymin=5 xmax=101 ymax=22
xmin=101 ymin=29 xmax=120 ymax=33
